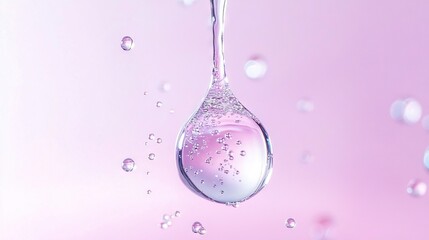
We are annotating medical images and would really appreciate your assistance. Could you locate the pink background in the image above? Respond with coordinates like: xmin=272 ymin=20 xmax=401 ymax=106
xmin=1 ymin=0 xmax=429 ymax=239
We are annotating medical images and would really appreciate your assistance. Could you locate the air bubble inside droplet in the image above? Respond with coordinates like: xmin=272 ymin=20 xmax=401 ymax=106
xmin=390 ymin=98 xmax=422 ymax=124
xmin=122 ymin=158 xmax=135 ymax=172
xmin=407 ymin=179 xmax=427 ymax=197
xmin=285 ymin=218 xmax=296 ymax=228
xmin=244 ymin=57 xmax=267 ymax=80
xmin=121 ymin=36 xmax=134 ymax=51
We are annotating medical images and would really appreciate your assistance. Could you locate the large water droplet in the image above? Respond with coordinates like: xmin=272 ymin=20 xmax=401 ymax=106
xmin=121 ymin=36 xmax=134 ymax=51
xmin=244 ymin=57 xmax=267 ymax=80
xmin=122 ymin=158 xmax=135 ymax=172
xmin=175 ymin=0 xmax=273 ymax=205
xmin=285 ymin=218 xmax=296 ymax=228
xmin=407 ymin=179 xmax=427 ymax=197
xmin=390 ymin=98 xmax=422 ymax=124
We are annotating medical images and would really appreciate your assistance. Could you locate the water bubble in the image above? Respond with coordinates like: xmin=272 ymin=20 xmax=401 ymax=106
xmin=160 ymin=222 xmax=169 ymax=229
xmin=121 ymin=158 xmax=135 ymax=172
xmin=149 ymin=133 xmax=155 ymax=140
xmin=240 ymin=150 xmax=246 ymax=156
xmin=244 ymin=57 xmax=268 ymax=80
xmin=174 ymin=211 xmax=181 ymax=217
xmin=407 ymin=179 xmax=427 ymax=197
xmin=121 ymin=36 xmax=134 ymax=51
xmin=192 ymin=222 xmax=203 ymax=233
xmin=169 ymin=109 xmax=175 ymax=114
xmin=225 ymin=132 xmax=232 ymax=139
xmin=390 ymin=98 xmax=422 ymax=124
xmin=199 ymin=227 xmax=207 ymax=235
xmin=296 ymin=99 xmax=314 ymax=113
xmin=156 ymin=101 xmax=163 ymax=108
xmin=157 ymin=138 xmax=163 ymax=144
xmin=147 ymin=189 xmax=152 ymax=194
xmin=160 ymin=82 xmax=172 ymax=92
xmin=422 ymin=116 xmax=429 ymax=131
xmin=148 ymin=153 xmax=156 ymax=160
xmin=163 ymin=214 xmax=171 ymax=221
xmin=424 ymin=149 xmax=429 ymax=170
xmin=285 ymin=218 xmax=296 ymax=228
xmin=143 ymin=91 xmax=148 ymax=95
xmin=179 ymin=0 xmax=197 ymax=6
xmin=236 ymin=140 xmax=242 ymax=145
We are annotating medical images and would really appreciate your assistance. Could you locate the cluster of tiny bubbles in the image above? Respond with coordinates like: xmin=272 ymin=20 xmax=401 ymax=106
xmin=296 ymin=99 xmax=315 ymax=113
xmin=120 ymin=36 xmax=134 ymax=51
xmin=178 ymin=0 xmax=197 ymax=6
xmin=148 ymin=153 xmax=156 ymax=160
xmin=390 ymin=98 xmax=422 ymax=124
xmin=285 ymin=218 xmax=296 ymax=229
xmin=424 ymin=148 xmax=429 ymax=170
xmin=422 ymin=115 xmax=429 ymax=131
xmin=244 ymin=56 xmax=268 ymax=80
xmin=406 ymin=179 xmax=427 ymax=197
xmin=121 ymin=158 xmax=135 ymax=172
xmin=192 ymin=222 xmax=207 ymax=235
xmin=159 ymin=82 xmax=172 ymax=92
xmin=160 ymin=211 xmax=181 ymax=230
xmin=156 ymin=101 xmax=163 ymax=108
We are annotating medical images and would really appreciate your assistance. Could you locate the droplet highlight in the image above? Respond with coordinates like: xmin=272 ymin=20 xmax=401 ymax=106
xmin=244 ymin=57 xmax=267 ymax=80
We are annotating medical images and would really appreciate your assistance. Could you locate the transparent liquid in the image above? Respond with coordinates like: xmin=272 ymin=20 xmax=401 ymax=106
xmin=175 ymin=0 xmax=272 ymax=206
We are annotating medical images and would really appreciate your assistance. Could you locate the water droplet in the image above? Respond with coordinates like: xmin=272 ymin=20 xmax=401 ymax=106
xmin=407 ymin=179 xmax=427 ymax=197
xmin=121 ymin=36 xmax=134 ymax=51
xmin=192 ymin=222 xmax=203 ymax=233
xmin=156 ymin=101 xmax=163 ymax=108
xmin=175 ymin=0 xmax=273 ymax=205
xmin=179 ymin=0 xmax=197 ymax=6
xmin=244 ymin=57 xmax=267 ymax=80
xmin=148 ymin=153 xmax=156 ymax=160
xmin=199 ymin=227 xmax=207 ymax=235
xmin=160 ymin=82 xmax=172 ymax=92
xmin=143 ymin=91 xmax=148 ymax=95
xmin=285 ymin=218 xmax=296 ymax=228
xmin=240 ymin=150 xmax=246 ymax=156
xmin=296 ymin=99 xmax=314 ymax=113
xmin=169 ymin=109 xmax=175 ymax=114
xmin=390 ymin=98 xmax=422 ymax=124
xmin=236 ymin=140 xmax=242 ymax=145
xmin=157 ymin=138 xmax=163 ymax=144
xmin=149 ymin=133 xmax=155 ymax=140
xmin=163 ymin=214 xmax=171 ymax=221
xmin=424 ymin=148 xmax=429 ymax=170
xmin=147 ymin=189 xmax=152 ymax=194
xmin=174 ymin=211 xmax=181 ymax=217
xmin=121 ymin=158 xmax=135 ymax=172
xmin=422 ymin=115 xmax=429 ymax=131
xmin=201 ymin=180 xmax=205 ymax=184
xmin=160 ymin=222 xmax=169 ymax=229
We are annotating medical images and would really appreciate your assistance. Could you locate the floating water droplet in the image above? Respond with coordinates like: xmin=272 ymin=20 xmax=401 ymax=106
xmin=174 ymin=211 xmax=181 ymax=217
xmin=160 ymin=222 xmax=169 ymax=229
xmin=163 ymin=214 xmax=171 ymax=221
xmin=156 ymin=101 xmax=163 ymax=108
xmin=157 ymin=138 xmax=163 ymax=144
xmin=424 ymin=149 xmax=429 ymax=171
xmin=166 ymin=220 xmax=172 ymax=226
xmin=159 ymin=82 xmax=172 ymax=92
xmin=148 ymin=153 xmax=156 ymax=160
xmin=121 ymin=36 xmax=134 ymax=51
xmin=175 ymin=0 xmax=273 ymax=205
xmin=198 ymin=227 xmax=207 ymax=235
xmin=144 ymin=91 xmax=148 ymax=96
xmin=169 ymin=109 xmax=175 ymax=114
xmin=285 ymin=218 xmax=296 ymax=228
xmin=179 ymin=0 xmax=197 ymax=6
xmin=407 ymin=179 xmax=427 ymax=197
xmin=422 ymin=116 xmax=429 ymax=131
xmin=192 ymin=222 xmax=203 ymax=233
xmin=244 ymin=57 xmax=267 ymax=80
xmin=296 ymin=99 xmax=314 ymax=113
xmin=390 ymin=98 xmax=422 ymax=124
xmin=121 ymin=158 xmax=135 ymax=172
xmin=240 ymin=150 xmax=246 ymax=156
xmin=149 ymin=133 xmax=155 ymax=140
xmin=147 ymin=189 xmax=152 ymax=194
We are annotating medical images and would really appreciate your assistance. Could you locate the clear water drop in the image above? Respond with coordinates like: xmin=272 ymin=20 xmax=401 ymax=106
xmin=390 ymin=98 xmax=422 ymax=124
xmin=240 ymin=150 xmax=246 ymax=156
xmin=285 ymin=218 xmax=296 ymax=228
xmin=147 ymin=189 xmax=152 ymax=194
xmin=422 ymin=115 xmax=429 ymax=131
xmin=174 ymin=211 xmax=181 ymax=217
xmin=192 ymin=222 xmax=203 ymax=233
xmin=148 ymin=153 xmax=156 ymax=160
xmin=166 ymin=220 xmax=172 ymax=226
xmin=157 ymin=138 xmax=163 ymax=144
xmin=156 ymin=101 xmax=163 ymax=108
xmin=160 ymin=222 xmax=169 ymax=229
xmin=199 ymin=227 xmax=207 ymax=235
xmin=244 ymin=57 xmax=267 ymax=80
xmin=169 ymin=109 xmax=175 ymax=114
xmin=179 ymin=0 xmax=197 ymax=6
xmin=296 ymin=99 xmax=314 ymax=113
xmin=121 ymin=36 xmax=134 ymax=51
xmin=121 ymin=158 xmax=135 ymax=172
xmin=163 ymin=214 xmax=171 ymax=221
xmin=424 ymin=148 xmax=429 ymax=170
xmin=149 ymin=133 xmax=155 ymax=140
xmin=175 ymin=0 xmax=273 ymax=205
xmin=159 ymin=82 xmax=172 ymax=92
xmin=407 ymin=179 xmax=427 ymax=197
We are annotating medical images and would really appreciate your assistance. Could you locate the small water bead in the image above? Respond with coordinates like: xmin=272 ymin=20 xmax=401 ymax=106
xmin=121 ymin=158 xmax=135 ymax=172
xmin=424 ymin=148 xmax=429 ymax=170
xmin=121 ymin=36 xmax=134 ymax=51
xmin=169 ymin=109 xmax=175 ymax=114
xmin=179 ymin=0 xmax=197 ymax=6
xmin=390 ymin=98 xmax=422 ymax=124
xmin=156 ymin=101 xmax=163 ymax=108
xmin=225 ymin=132 xmax=232 ymax=139
xmin=407 ymin=179 xmax=427 ymax=197
xmin=296 ymin=99 xmax=315 ymax=113
xmin=147 ymin=189 xmax=152 ymax=194
xmin=192 ymin=222 xmax=203 ymax=233
xmin=160 ymin=222 xmax=169 ymax=229
xmin=236 ymin=140 xmax=242 ymax=145
xmin=143 ymin=91 xmax=148 ymax=95
xmin=199 ymin=227 xmax=207 ymax=235
xmin=163 ymin=214 xmax=171 ymax=221
xmin=160 ymin=82 xmax=172 ymax=92
xmin=174 ymin=211 xmax=181 ymax=217
xmin=422 ymin=116 xmax=429 ymax=131
xmin=285 ymin=218 xmax=296 ymax=228
xmin=148 ymin=153 xmax=156 ymax=160
xmin=240 ymin=150 xmax=246 ymax=156
xmin=244 ymin=57 xmax=268 ymax=80
xmin=157 ymin=138 xmax=163 ymax=144
xmin=149 ymin=133 xmax=155 ymax=140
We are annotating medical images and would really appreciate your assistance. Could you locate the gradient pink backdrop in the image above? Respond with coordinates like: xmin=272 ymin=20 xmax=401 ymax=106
xmin=1 ymin=0 xmax=429 ymax=239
